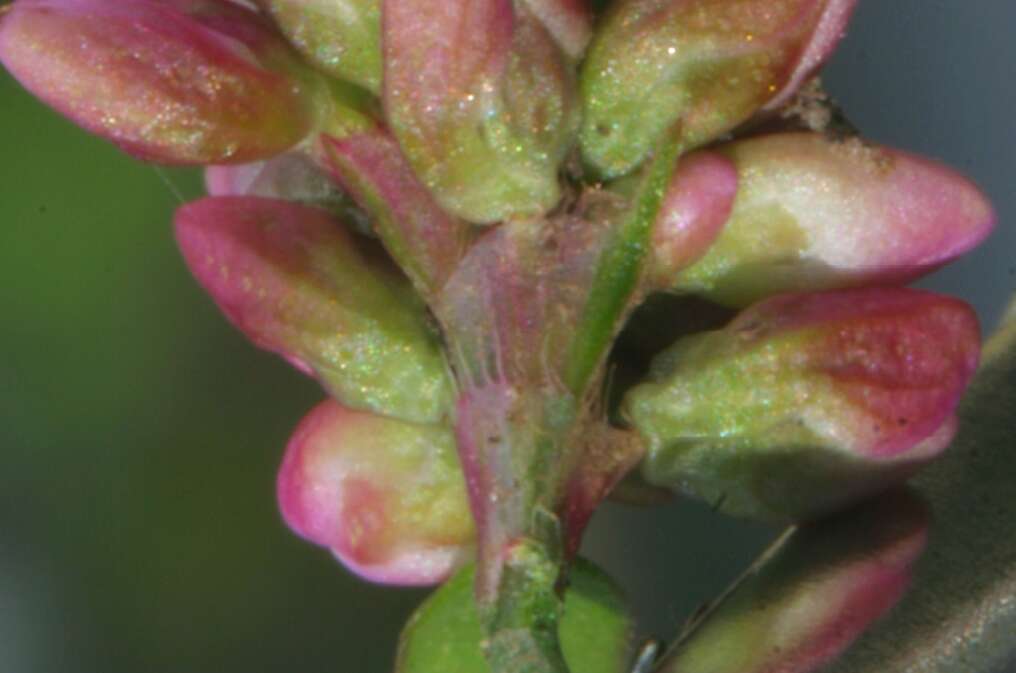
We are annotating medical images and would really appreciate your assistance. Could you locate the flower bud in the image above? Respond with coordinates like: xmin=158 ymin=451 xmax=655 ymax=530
xmin=396 ymin=559 xmax=632 ymax=673
xmin=647 ymin=151 xmax=739 ymax=288
xmin=657 ymin=491 xmax=928 ymax=673
xmin=0 ymin=0 xmax=324 ymax=164
xmin=175 ymin=196 xmax=454 ymax=424
xmin=624 ymin=287 xmax=981 ymax=521
xmin=254 ymin=0 xmax=382 ymax=93
xmin=580 ymin=0 xmax=856 ymax=177
xmin=675 ymin=133 xmax=996 ymax=306
xmin=278 ymin=400 xmax=473 ymax=586
xmin=383 ymin=0 xmax=578 ymax=223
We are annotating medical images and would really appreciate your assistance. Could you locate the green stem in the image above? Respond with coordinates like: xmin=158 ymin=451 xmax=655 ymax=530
xmin=565 ymin=138 xmax=684 ymax=393
xmin=484 ymin=539 xmax=571 ymax=673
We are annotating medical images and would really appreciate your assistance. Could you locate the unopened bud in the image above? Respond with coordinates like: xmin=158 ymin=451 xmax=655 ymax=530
xmin=383 ymin=0 xmax=577 ymax=223
xmin=675 ymin=133 xmax=996 ymax=306
xmin=0 ymin=0 xmax=324 ymax=163
xmin=657 ymin=491 xmax=928 ymax=673
xmin=580 ymin=0 xmax=857 ymax=177
xmin=624 ymin=287 xmax=980 ymax=521
xmin=278 ymin=400 xmax=473 ymax=585
xmin=175 ymin=196 xmax=454 ymax=424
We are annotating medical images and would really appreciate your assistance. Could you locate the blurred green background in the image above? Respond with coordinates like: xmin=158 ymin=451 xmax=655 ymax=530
xmin=1 ymin=3 xmax=1013 ymax=672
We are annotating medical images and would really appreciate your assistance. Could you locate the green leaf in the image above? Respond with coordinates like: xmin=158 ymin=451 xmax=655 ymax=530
xmin=396 ymin=559 xmax=633 ymax=673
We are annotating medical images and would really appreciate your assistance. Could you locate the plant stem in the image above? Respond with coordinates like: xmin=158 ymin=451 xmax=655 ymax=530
xmin=483 ymin=539 xmax=571 ymax=673
xmin=565 ymin=137 xmax=684 ymax=393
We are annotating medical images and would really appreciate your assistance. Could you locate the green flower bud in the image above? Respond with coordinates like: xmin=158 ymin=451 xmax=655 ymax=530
xmin=624 ymin=288 xmax=980 ymax=521
xmin=175 ymin=196 xmax=455 ymax=424
xmin=580 ymin=0 xmax=854 ymax=177
xmin=384 ymin=0 xmax=578 ymax=223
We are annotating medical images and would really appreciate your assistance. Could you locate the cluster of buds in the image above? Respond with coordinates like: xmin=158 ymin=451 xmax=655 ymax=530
xmin=0 ymin=1 xmax=996 ymax=672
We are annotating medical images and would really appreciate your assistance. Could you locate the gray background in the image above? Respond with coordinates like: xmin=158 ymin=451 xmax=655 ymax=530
xmin=1 ymin=2 xmax=1013 ymax=672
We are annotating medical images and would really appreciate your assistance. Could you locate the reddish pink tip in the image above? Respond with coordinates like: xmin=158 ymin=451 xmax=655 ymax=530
xmin=650 ymin=151 xmax=739 ymax=287
xmin=278 ymin=400 xmax=474 ymax=586
xmin=739 ymin=287 xmax=981 ymax=459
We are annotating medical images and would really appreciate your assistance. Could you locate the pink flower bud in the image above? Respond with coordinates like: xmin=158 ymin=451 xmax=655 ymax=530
xmin=657 ymin=491 xmax=928 ymax=673
xmin=383 ymin=0 xmax=578 ymax=223
xmin=255 ymin=0 xmax=382 ymax=92
xmin=278 ymin=400 xmax=474 ymax=586
xmin=625 ymin=287 xmax=981 ymax=521
xmin=580 ymin=0 xmax=855 ymax=177
xmin=0 ymin=0 xmax=322 ymax=164
xmin=174 ymin=196 xmax=454 ymax=424
xmin=648 ymin=151 xmax=739 ymax=287
xmin=677 ymin=133 xmax=996 ymax=306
